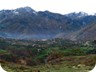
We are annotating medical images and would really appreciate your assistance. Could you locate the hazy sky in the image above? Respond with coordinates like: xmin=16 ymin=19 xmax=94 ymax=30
xmin=0 ymin=0 xmax=96 ymax=14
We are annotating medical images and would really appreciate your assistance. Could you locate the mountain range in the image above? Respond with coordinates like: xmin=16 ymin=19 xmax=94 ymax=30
xmin=0 ymin=6 xmax=96 ymax=41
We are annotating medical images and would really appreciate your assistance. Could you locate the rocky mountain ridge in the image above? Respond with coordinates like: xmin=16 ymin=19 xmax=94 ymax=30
xmin=0 ymin=7 xmax=96 ymax=41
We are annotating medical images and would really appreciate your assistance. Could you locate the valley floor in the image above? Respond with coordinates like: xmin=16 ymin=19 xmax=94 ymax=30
xmin=1 ymin=55 xmax=96 ymax=72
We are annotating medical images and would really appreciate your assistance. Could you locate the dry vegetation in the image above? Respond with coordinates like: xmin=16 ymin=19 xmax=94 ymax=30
xmin=0 ymin=38 xmax=96 ymax=72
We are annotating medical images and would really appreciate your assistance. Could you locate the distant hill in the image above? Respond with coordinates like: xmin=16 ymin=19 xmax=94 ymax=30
xmin=75 ymin=22 xmax=96 ymax=41
xmin=0 ymin=6 xmax=96 ymax=40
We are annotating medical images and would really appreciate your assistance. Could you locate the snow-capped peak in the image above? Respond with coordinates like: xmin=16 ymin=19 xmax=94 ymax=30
xmin=13 ymin=10 xmax=19 ymax=15
xmin=66 ymin=12 xmax=88 ymax=19
xmin=15 ymin=6 xmax=37 ymax=15
xmin=24 ymin=6 xmax=33 ymax=12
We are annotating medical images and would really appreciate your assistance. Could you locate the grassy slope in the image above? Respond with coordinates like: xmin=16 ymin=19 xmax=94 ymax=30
xmin=1 ymin=55 xmax=96 ymax=72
